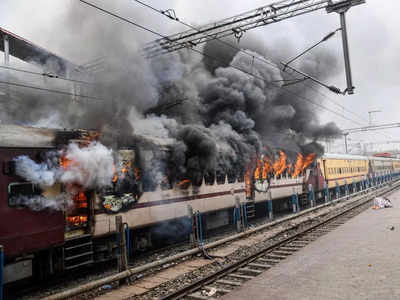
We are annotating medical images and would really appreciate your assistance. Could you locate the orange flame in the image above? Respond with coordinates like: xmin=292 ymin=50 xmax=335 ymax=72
xmin=134 ymin=167 xmax=140 ymax=180
xmin=177 ymin=179 xmax=191 ymax=189
xmin=302 ymin=153 xmax=316 ymax=171
xmin=113 ymin=161 xmax=137 ymax=183
xmin=293 ymin=153 xmax=304 ymax=178
xmin=74 ymin=191 xmax=87 ymax=208
xmin=122 ymin=161 xmax=132 ymax=174
xmin=262 ymin=157 xmax=271 ymax=180
xmin=287 ymin=162 xmax=293 ymax=175
xmin=273 ymin=150 xmax=287 ymax=176
xmin=254 ymin=159 xmax=262 ymax=180
xmin=67 ymin=215 xmax=88 ymax=227
xmin=245 ymin=167 xmax=252 ymax=198
xmin=59 ymin=155 xmax=75 ymax=170
xmin=112 ymin=165 xmax=118 ymax=183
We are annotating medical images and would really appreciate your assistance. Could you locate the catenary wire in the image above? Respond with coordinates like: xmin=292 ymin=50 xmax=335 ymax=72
xmin=133 ymin=0 xmax=396 ymax=143
xmin=0 ymin=80 xmax=103 ymax=101
xmin=132 ymin=0 xmax=370 ymax=125
xmin=78 ymin=0 xmax=369 ymax=127
xmin=0 ymin=65 xmax=92 ymax=85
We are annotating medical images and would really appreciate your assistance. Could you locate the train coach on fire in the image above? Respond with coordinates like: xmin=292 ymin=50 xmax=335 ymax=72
xmin=0 ymin=125 xmax=399 ymax=284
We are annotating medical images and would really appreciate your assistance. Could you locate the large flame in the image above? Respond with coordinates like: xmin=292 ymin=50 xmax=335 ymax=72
xmin=287 ymin=162 xmax=293 ymax=176
xmin=273 ymin=150 xmax=287 ymax=176
xmin=60 ymin=152 xmax=89 ymax=229
xmin=293 ymin=153 xmax=304 ymax=178
xmin=245 ymin=164 xmax=253 ymax=198
xmin=254 ymin=159 xmax=262 ymax=180
xmin=262 ymin=156 xmax=271 ymax=180
xmin=302 ymin=153 xmax=316 ymax=171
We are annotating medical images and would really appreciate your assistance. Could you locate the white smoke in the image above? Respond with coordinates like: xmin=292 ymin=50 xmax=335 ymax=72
xmin=13 ymin=141 xmax=115 ymax=211
xmin=60 ymin=142 xmax=114 ymax=188
xmin=14 ymin=155 xmax=58 ymax=188
xmin=10 ymin=193 xmax=72 ymax=211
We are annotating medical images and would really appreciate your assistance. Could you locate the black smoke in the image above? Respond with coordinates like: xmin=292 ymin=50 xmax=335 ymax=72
xmin=0 ymin=2 xmax=342 ymax=181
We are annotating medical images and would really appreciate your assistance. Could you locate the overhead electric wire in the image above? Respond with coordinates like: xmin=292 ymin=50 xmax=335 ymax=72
xmin=131 ymin=0 xmax=367 ymax=126
xmin=0 ymin=65 xmax=92 ymax=85
xmin=134 ymin=0 xmax=397 ymax=143
xmin=0 ymin=80 xmax=103 ymax=101
xmin=79 ymin=0 xmax=368 ymax=127
xmin=79 ymin=0 xmax=166 ymax=39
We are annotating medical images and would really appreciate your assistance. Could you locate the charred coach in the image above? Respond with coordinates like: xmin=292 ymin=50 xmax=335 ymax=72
xmin=1 ymin=125 xmax=399 ymax=284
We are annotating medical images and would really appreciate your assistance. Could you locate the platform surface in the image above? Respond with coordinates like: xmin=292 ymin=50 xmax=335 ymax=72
xmin=224 ymin=190 xmax=400 ymax=300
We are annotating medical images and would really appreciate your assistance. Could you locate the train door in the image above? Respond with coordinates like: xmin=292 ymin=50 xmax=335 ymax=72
xmin=64 ymin=188 xmax=91 ymax=239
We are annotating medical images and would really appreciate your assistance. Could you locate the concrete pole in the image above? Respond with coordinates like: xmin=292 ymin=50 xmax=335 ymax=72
xmin=115 ymin=216 xmax=128 ymax=274
xmin=235 ymin=196 xmax=242 ymax=232
xmin=324 ymin=181 xmax=329 ymax=204
xmin=291 ymin=187 xmax=297 ymax=213
xmin=3 ymin=35 xmax=9 ymax=65
xmin=309 ymin=184 xmax=314 ymax=207
xmin=336 ymin=181 xmax=340 ymax=199
xmin=187 ymin=205 xmax=195 ymax=247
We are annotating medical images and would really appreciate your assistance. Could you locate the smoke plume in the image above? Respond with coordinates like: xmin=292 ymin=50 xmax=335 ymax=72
xmin=1 ymin=1 xmax=343 ymax=185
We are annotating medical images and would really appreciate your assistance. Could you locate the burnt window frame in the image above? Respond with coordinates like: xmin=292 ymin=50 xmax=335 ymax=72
xmin=204 ymin=172 xmax=215 ymax=185
xmin=7 ymin=182 xmax=41 ymax=208
xmin=227 ymin=170 xmax=237 ymax=184
xmin=216 ymin=170 xmax=226 ymax=185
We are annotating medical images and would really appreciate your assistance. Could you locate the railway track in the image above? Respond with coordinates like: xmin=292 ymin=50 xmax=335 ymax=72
xmin=158 ymin=184 xmax=399 ymax=300
xmin=24 ymin=181 xmax=398 ymax=300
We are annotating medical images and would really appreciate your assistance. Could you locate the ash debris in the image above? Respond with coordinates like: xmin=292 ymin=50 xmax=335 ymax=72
xmin=0 ymin=1 xmax=342 ymax=181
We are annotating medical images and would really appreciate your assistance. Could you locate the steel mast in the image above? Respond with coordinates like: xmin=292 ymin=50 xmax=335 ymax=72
xmin=145 ymin=0 xmax=365 ymax=95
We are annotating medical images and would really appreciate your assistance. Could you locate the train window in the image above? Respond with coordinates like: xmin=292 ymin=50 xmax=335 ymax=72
xmin=8 ymin=182 xmax=41 ymax=208
xmin=190 ymin=172 xmax=203 ymax=187
xmin=339 ymin=168 xmax=342 ymax=174
xmin=216 ymin=171 xmax=226 ymax=184
xmin=204 ymin=172 xmax=215 ymax=185
xmin=227 ymin=170 xmax=236 ymax=183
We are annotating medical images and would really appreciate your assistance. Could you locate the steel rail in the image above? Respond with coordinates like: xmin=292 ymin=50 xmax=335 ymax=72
xmin=42 ymin=180 xmax=398 ymax=300
xmin=159 ymin=183 xmax=400 ymax=299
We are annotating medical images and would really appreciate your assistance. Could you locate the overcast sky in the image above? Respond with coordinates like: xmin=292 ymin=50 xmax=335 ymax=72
xmin=0 ymin=0 xmax=399 ymax=153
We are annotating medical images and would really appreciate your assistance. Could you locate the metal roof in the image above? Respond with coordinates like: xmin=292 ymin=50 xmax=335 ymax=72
xmin=0 ymin=26 xmax=79 ymax=76
xmin=323 ymin=153 xmax=400 ymax=161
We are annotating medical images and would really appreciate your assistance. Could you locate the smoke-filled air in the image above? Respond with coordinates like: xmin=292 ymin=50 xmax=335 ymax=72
xmin=1 ymin=1 xmax=342 ymax=195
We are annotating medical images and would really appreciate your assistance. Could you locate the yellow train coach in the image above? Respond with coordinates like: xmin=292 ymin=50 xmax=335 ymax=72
xmin=318 ymin=153 xmax=400 ymax=190
xmin=318 ymin=154 xmax=369 ymax=189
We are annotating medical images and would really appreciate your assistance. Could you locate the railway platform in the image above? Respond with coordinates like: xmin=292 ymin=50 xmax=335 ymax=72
xmin=224 ymin=189 xmax=400 ymax=300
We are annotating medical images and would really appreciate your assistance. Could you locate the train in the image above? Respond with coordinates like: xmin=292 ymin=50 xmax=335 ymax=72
xmin=1 ymin=125 xmax=399 ymax=284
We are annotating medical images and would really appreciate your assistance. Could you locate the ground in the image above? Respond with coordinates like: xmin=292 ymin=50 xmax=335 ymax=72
xmin=224 ymin=189 xmax=400 ymax=300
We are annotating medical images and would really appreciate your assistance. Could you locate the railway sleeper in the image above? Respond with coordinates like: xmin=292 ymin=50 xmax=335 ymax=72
xmin=187 ymin=291 xmax=218 ymax=300
xmin=204 ymin=285 xmax=232 ymax=295
xmin=216 ymin=279 xmax=242 ymax=287
xmin=279 ymin=246 xmax=301 ymax=251
xmin=291 ymin=240 xmax=312 ymax=244
xmin=272 ymin=250 xmax=295 ymax=256
xmin=248 ymin=262 xmax=272 ymax=269
xmin=259 ymin=258 xmax=281 ymax=264
xmin=237 ymin=267 xmax=263 ymax=275
xmin=227 ymin=273 xmax=255 ymax=280
xmin=265 ymin=253 xmax=287 ymax=259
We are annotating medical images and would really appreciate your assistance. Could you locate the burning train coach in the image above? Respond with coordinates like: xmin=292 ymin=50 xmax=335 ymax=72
xmin=1 ymin=125 xmax=399 ymax=284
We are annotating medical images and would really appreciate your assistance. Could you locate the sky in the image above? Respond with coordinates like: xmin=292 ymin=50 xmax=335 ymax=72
xmin=0 ymin=0 xmax=399 ymax=154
